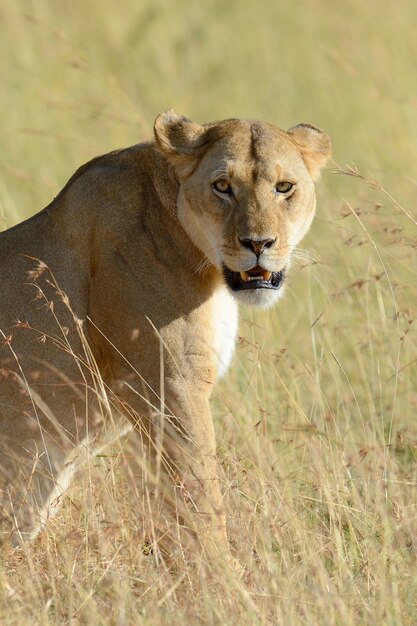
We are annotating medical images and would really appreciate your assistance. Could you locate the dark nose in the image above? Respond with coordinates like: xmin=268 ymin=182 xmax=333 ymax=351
xmin=239 ymin=237 xmax=276 ymax=256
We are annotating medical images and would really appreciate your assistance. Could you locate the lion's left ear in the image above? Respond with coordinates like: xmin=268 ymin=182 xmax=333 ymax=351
xmin=287 ymin=123 xmax=332 ymax=181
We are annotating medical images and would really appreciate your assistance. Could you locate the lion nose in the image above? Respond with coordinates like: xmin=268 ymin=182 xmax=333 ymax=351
xmin=239 ymin=237 xmax=276 ymax=256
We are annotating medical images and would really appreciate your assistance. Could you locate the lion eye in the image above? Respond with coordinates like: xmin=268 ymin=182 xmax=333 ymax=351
xmin=213 ymin=180 xmax=233 ymax=195
xmin=275 ymin=181 xmax=294 ymax=194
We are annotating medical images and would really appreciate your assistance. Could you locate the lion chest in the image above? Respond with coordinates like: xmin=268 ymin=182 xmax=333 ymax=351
xmin=211 ymin=286 xmax=238 ymax=380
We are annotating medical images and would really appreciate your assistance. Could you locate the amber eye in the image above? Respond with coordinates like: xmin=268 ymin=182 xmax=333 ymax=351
xmin=213 ymin=180 xmax=233 ymax=195
xmin=275 ymin=181 xmax=294 ymax=194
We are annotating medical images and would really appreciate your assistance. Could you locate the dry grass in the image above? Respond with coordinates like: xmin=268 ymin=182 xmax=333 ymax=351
xmin=1 ymin=0 xmax=417 ymax=624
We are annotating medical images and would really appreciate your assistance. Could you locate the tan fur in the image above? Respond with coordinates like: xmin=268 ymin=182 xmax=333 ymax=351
xmin=0 ymin=112 xmax=331 ymax=561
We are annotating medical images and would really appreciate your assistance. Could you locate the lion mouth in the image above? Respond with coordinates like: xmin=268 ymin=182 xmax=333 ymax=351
xmin=223 ymin=264 xmax=285 ymax=291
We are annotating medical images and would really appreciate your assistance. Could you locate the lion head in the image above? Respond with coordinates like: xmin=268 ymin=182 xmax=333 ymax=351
xmin=154 ymin=111 xmax=331 ymax=308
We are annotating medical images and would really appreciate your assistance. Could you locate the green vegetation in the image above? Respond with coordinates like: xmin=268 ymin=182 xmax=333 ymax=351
xmin=1 ymin=1 xmax=417 ymax=624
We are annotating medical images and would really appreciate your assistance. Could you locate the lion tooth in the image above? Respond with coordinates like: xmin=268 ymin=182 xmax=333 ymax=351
xmin=263 ymin=271 xmax=272 ymax=280
xmin=240 ymin=271 xmax=249 ymax=281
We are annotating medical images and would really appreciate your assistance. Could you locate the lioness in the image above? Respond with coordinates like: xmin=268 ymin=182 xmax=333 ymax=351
xmin=0 ymin=111 xmax=331 ymax=562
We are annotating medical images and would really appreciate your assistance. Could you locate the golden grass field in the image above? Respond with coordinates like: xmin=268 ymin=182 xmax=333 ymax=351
xmin=1 ymin=1 xmax=417 ymax=624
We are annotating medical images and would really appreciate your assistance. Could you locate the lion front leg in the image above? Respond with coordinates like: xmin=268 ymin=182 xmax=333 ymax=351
xmin=126 ymin=379 xmax=233 ymax=567
xmin=157 ymin=390 xmax=232 ymax=565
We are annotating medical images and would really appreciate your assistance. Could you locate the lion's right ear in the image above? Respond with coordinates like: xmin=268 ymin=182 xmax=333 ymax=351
xmin=154 ymin=110 xmax=210 ymax=158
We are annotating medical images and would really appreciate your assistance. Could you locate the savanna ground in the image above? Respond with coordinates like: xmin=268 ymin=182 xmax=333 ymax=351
xmin=1 ymin=1 xmax=417 ymax=624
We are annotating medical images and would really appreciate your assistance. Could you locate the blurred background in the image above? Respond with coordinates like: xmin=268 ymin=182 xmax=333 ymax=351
xmin=1 ymin=1 xmax=417 ymax=623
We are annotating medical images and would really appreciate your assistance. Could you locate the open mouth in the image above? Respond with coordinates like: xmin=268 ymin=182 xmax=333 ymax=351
xmin=223 ymin=264 xmax=286 ymax=291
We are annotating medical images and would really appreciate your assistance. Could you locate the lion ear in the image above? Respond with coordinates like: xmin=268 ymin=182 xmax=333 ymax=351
xmin=287 ymin=123 xmax=332 ymax=181
xmin=154 ymin=110 xmax=211 ymax=157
